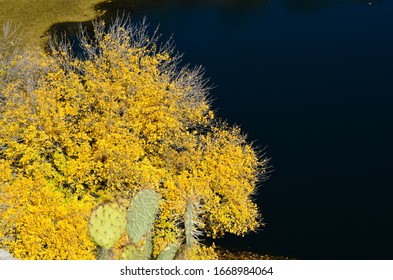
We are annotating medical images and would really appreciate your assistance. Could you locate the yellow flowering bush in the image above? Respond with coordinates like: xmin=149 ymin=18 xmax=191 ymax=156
xmin=0 ymin=19 xmax=269 ymax=259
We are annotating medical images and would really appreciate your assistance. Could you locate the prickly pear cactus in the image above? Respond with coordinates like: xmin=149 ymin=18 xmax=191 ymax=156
xmin=126 ymin=189 xmax=159 ymax=244
xmin=156 ymin=244 xmax=180 ymax=260
xmin=120 ymin=245 xmax=142 ymax=260
xmin=89 ymin=202 xmax=126 ymax=249
xmin=120 ymin=237 xmax=153 ymax=260
xmin=88 ymin=189 xmax=180 ymax=260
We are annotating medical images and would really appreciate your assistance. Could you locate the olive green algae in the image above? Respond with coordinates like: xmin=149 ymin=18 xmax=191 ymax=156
xmin=0 ymin=0 xmax=111 ymax=48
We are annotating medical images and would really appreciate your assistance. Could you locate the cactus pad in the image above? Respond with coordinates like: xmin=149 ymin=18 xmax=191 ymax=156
xmin=120 ymin=245 xmax=143 ymax=260
xmin=89 ymin=202 xmax=126 ymax=249
xmin=156 ymin=244 xmax=180 ymax=260
xmin=120 ymin=238 xmax=152 ymax=260
xmin=126 ymin=189 xmax=159 ymax=244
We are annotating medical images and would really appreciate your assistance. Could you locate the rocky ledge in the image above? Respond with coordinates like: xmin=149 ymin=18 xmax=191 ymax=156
xmin=0 ymin=249 xmax=17 ymax=260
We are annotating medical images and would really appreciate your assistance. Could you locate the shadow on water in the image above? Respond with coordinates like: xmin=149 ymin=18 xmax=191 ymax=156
xmin=47 ymin=0 xmax=271 ymax=44
xmin=47 ymin=0 xmax=393 ymax=259
xmin=47 ymin=0 xmax=384 ymax=49
xmin=94 ymin=0 xmax=385 ymax=15
xmin=95 ymin=0 xmax=271 ymax=13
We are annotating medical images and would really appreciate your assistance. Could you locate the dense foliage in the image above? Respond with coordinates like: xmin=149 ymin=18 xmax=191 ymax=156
xmin=0 ymin=19 xmax=269 ymax=259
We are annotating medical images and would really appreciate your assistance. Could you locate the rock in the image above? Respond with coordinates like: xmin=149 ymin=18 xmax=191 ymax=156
xmin=0 ymin=249 xmax=17 ymax=260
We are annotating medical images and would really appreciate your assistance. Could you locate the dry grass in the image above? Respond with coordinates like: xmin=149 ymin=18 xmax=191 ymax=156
xmin=215 ymin=247 xmax=290 ymax=260
xmin=0 ymin=0 xmax=111 ymax=48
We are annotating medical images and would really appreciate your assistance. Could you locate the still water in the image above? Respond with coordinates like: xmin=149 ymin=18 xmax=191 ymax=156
xmin=52 ymin=0 xmax=393 ymax=259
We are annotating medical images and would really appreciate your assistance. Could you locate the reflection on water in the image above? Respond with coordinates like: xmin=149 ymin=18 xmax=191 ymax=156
xmin=50 ymin=0 xmax=393 ymax=259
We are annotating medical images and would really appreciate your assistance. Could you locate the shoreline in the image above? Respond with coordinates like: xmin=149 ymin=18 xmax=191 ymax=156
xmin=0 ymin=0 xmax=110 ymax=48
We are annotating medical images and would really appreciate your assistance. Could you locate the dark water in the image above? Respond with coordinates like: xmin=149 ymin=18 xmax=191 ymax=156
xmin=51 ymin=0 xmax=393 ymax=259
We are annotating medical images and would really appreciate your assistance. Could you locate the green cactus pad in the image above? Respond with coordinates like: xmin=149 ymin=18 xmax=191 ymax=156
xmin=126 ymin=189 xmax=159 ymax=244
xmin=141 ymin=235 xmax=153 ymax=259
xmin=120 ymin=238 xmax=152 ymax=260
xmin=96 ymin=247 xmax=113 ymax=260
xmin=120 ymin=245 xmax=143 ymax=260
xmin=156 ymin=244 xmax=180 ymax=260
xmin=89 ymin=202 xmax=126 ymax=249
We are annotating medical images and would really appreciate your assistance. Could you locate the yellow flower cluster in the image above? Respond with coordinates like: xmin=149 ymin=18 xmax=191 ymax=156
xmin=0 ymin=20 xmax=268 ymax=259
xmin=0 ymin=161 xmax=95 ymax=259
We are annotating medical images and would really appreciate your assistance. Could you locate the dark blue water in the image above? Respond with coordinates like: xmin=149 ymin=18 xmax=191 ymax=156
xmin=52 ymin=0 xmax=393 ymax=259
